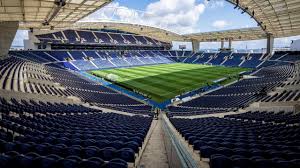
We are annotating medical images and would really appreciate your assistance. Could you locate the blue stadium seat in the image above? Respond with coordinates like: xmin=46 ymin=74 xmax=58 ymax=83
xmin=116 ymin=148 xmax=135 ymax=162
xmin=99 ymin=147 xmax=116 ymax=161
xmin=210 ymin=154 xmax=233 ymax=168
xmin=56 ymin=159 xmax=79 ymax=168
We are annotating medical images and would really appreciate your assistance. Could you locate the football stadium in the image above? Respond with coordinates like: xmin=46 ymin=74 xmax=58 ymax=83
xmin=0 ymin=0 xmax=300 ymax=168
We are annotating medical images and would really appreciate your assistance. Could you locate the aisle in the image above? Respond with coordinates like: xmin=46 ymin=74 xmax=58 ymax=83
xmin=138 ymin=116 xmax=169 ymax=168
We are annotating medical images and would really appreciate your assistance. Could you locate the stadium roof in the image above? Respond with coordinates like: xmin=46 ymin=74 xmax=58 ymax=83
xmin=184 ymin=27 xmax=267 ymax=42
xmin=20 ymin=21 xmax=187 ymax=43
xmin=2 ymin=0 xmax=300 ymax=42
xmin=53 ymin=23 xmax=270 ymax=43
xmin=185 ymin=0 xmax=300 ymax=42
xmin=226 ymin=0 xmax=300 ymax=38
xmin=0 ymin=0 xmax=112 ymax=29
xmin=61 ymin=21 xmax=187 ymax=42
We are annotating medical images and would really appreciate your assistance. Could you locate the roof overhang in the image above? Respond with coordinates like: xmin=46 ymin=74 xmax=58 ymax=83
xmin=3 ymin=0 xmax=300 ymax=43
xmin=184 ymin=27 xmax=267 ymax=42
xmin=70 ymin=21 xmax=187 ymax=42
xmin=226 ymin=0 xmax=300 ymax=38
xmin=22 ymin=21 xmax=187 ymax=43
xmin=0 ymin=0 xmax=112 ymax=29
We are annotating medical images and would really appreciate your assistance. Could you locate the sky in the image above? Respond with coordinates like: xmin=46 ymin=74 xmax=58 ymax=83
xmin=12 ymin=0 xmax=300 ymax=50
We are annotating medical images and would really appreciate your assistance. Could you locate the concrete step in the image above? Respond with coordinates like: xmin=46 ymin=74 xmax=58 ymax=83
xmin=138 ymin=116 xmax=169 ymax=168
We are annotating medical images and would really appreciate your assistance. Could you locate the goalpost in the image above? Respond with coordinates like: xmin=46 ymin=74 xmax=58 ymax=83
xmin=106 ymin=74 xmax=119 ymax=82
xmin=204 ymin=63 xmax=213 ymax=66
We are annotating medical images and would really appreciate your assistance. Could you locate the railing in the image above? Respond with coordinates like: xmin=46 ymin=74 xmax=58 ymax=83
xmin=162 ymin=114 xmax=198 ymax=168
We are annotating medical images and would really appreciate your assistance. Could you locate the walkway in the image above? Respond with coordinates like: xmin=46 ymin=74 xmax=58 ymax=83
xmin=138 ymin=116 xmax=169 ymax=168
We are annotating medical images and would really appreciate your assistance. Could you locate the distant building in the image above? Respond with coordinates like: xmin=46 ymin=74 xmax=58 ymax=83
xmin=291 ymin=39 xmax=300 ymax=51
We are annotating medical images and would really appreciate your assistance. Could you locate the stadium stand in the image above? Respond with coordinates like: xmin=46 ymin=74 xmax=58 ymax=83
xmin=3 ymin=16 xmax=300 ymax=168
xmin=169 ymin=116 xmax=300 ymax=168
xmin=10 ymin=49 xmax=287 ymax=71
xmin=3 ymin=39 xmax=300 ymax=168
xmin=7 ymin=47 xmax=300 ymax=167
xmin=0 ymin=111 xmax=152 ymax=167
xmin=173 ymin=65 xmax=295 ymax=109
xmin=167 ymin=106 xmax=228 ymax=117
xmin=10 ymin=50 xmax=175 ymax=70
xmin=260 ymin=90 xmax=300 ymax=103
xmin=240 ymin=53 xmax=264 ymax=68
xmin=0 ymin=56 xmax=152 ymax=112
xmin=35 ymin=29 xmax=172 ymax=50
xmin=194 ymin=53 xmax=212 ymax=64
xmin=270 ymin=51 xmax=300 ymax=62
xmin=2 ymin=0 xmax=300 ymax=167
xmin=161 ymin=51 xmax=299 ymax=167
xmin=279 ymin=53 xmax=300 ymax=62
xmin=208 ymin=52 xmax=231 ymax=65
xmin=0 ymin=54 xmax=155 ymax=167
xmin=222 ymin=53 xmax=245 ymax=67
xmin=224 ymin=111 xmax=300 ymax=124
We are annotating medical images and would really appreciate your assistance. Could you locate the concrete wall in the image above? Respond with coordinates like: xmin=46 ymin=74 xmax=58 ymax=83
xmin=0 ymin=21 xmax=19 ymax=59
xmin=24 ymin=30 xmax=46 ymax=50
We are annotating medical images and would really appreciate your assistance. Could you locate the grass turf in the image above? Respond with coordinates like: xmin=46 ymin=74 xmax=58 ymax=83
xmin=89 ymin=63 xmax=250 ymax=102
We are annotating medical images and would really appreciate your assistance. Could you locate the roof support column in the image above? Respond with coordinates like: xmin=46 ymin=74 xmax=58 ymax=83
xmin=192 ymin=39 xmax=200 ymax=52
xmin=221 ymin=40 xmax=225 ymax=49
xmin=229 ymin=38 xmax=232 ymax=50
xmin=0 ymin=21 xmax=19 ymax=59
xmin=267 ymin=33 xmax=274 ymax=54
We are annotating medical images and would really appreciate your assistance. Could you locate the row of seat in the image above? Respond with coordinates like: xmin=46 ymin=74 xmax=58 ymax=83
xmin=10 ymin=50 xmax=297 ymax=72
xmin=1 ymin=57 xmax=153 ymax=114
xmin=0 ymin=110 xmax=152 ymax=167
xmin=169 ymin=116 xmax=300 ymax=168
xmin=36 ymin=29 xmax=169 ymax=48
xmin=167 ymin=106 xmax=228 ymax=117
xmin=224 ymin=111 xmax=300 ymax=124
xmin=209 ymin=154 xmax=300 ymax=168
xmin=0 ymin=151 xmax=128 ymax=168
xmin=0 ymin=97 xmax=100 ymax=115
xmin=0 ymin=139 xmax=137 ymax=162
xmin=9 ymin=50 xmax=174 ymax=71
xmin=260 ymin=90 xmax=300 ymax=102
xmin=175 ymin=65 xmax=295 ymax=110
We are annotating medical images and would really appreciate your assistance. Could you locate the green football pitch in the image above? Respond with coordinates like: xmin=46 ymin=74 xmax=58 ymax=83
xmin=89 ymin=63 xmax=249 ymax=102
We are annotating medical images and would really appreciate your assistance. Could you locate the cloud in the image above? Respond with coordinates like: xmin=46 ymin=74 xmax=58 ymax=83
xmin=212 ymin=20 xmax=230 ymax=29
xmin=204 ymin=0 xmax=224 ymax=8
xmin=82 ymin=2 xmax=142 ymax=23
xmin=144 ymin=0 xmax=205 ymax=33
xmin=81 ymin=0 xmax=205 ymax=34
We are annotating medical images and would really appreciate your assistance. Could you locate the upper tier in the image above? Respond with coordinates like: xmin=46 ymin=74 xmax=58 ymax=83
xmin=34 ymin=29 xmax=171 ymax=50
